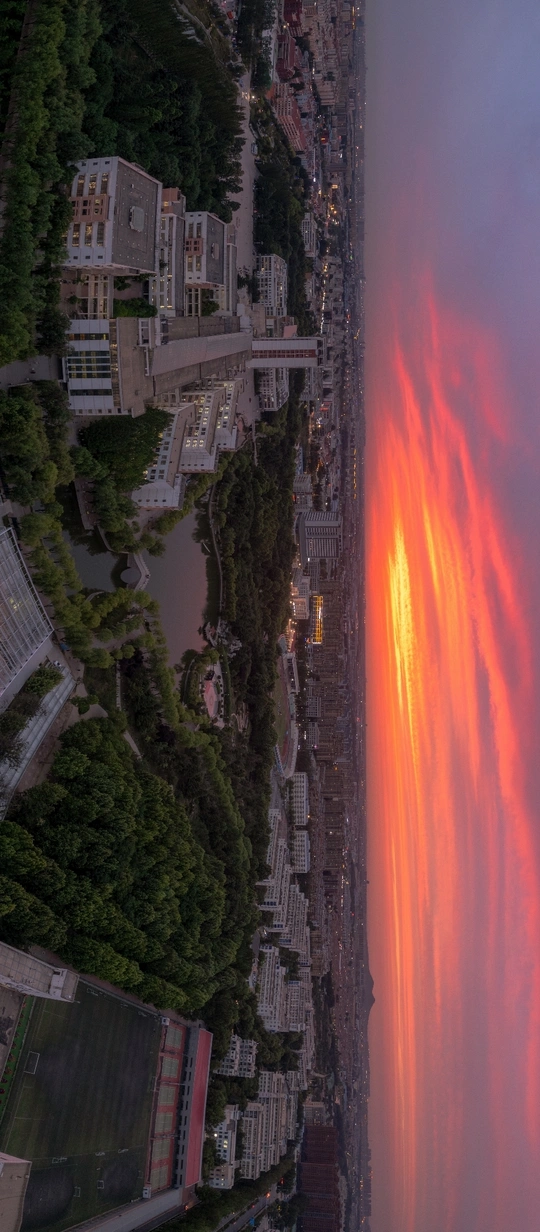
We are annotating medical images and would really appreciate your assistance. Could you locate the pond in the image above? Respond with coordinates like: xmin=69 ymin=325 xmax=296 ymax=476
xmin=143 ymin=510 xmax=210 ymax=666
xmin=60 ymin=485 xmax=121 ymax=593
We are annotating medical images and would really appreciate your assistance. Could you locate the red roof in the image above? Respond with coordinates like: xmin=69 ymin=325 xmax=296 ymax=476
xmin=185 ymin=1029 xmax=213 ymax=1187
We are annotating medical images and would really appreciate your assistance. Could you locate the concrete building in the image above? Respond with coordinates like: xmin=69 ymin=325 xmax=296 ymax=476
xmin=277 ymin=29 xmax=297 ymax=80
xmin=178 ymin=386 xmax=224 ymax=472
xmin=0 ymin=1154 xmax=32 ymax=1232
xmin=291 ymin=829 xmax=311 ymax=873
xmin=65 ymin=157 xmax=161 ymax=275
xmin=214 ymin=378 xmax=242 ymax=450
xmin=0 ymin=529 xmax=52 ymax=711
xmin=291 ymin=568 xmax=311 ymax=620
xmin=291 ymin=772 xmax=310 ymax=827
xmin=271 ymin=83 xmax=306 ymax=154
xmin=275 ymin=883 xmax=310 ymax=957
xmin=302 ymin=212 xmax=318 ymax=258
xmin=239 ymin=1102 xmax=265 ymax=1179
xmin=184 ymin=212 xmax=227 ymax=315
xmin=297 ymin=511 xmax=343 ymax=567
xmin=257 ymin=945 xmax=287 ymax=1033
xmin=257 ymin=366 xmax=289 ymax=412
xmin=149 ymin=188 xmax=186 ymax=317
xmin=258 ymin=810 xmax=291 ymax=927
xmin=239 ymin=1072 xmax=298 ymax=1180
xmin=177 ymin=377 xmax=244 ymax=474
xmin=255 ymin=255 xmax=288 ymax=318
xmin=293 ymin=473 xmax=313 ymax=513
xmin=303 ymin=1101 xmax=327 ymax=1126
xmin=131 ymin=405 xmax=192 ymax=509
xmin=63 ymin=317 xmax=118 ymax=417
xmin=250 ymin=336 xmax=324 ymax=370
xmin=215 ymin=1035 xmax=258 ymax=1079
xmin=0 ymin=942 xmax=78 ymax=1001
xmin=208 ymin=1104 xmax=240 ymax=1189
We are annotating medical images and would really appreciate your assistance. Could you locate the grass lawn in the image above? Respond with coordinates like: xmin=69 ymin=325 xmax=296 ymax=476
xmin=0 ymin=980 xmax=161 ymax=1232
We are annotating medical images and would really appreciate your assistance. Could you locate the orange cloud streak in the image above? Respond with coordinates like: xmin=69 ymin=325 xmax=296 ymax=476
xmin=367 ymin=287 xmax=540 ymax=1231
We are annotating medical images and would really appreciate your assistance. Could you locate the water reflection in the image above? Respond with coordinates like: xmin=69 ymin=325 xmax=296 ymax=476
xmin=59 ymin=484 xmax=121 ymax=593
xmin=143 ymin=510 xmax=208 ymax=665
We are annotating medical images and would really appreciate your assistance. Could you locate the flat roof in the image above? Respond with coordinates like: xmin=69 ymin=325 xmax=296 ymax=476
xmin=112 ymin=160 xmax=159 ymax=273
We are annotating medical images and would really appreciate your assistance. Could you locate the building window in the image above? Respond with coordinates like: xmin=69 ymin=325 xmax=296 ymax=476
xmin=84 ymin=223 xmax=93 ymax=246
xmin=195 ymin=255 xmax=201 ymax=272
xmin=88 ymin=173 xmax=97 ymax=195
xmin=69 ymin=388 xmax=113 ymax=397
xmin=66 ymin=351 xmax=112 ymax=380
xmin=196 ymin=222 xmax=202 ymax=237
xmin=188 ymin=223 xmax=193 ymax=238
xmin=97 ymin=223 xmax=105 ymax=246
xmin=187 ymin=256 xmax=193 ymax=273
xmin=76 ymin=174 xmax=85 ymax=197
xmin=72 ymin=224 xmax=80 ymax=247
xmin=100 ymin=172 xmax=109 ymax=194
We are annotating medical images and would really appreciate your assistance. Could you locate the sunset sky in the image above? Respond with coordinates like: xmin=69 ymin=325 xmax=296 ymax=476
xmin=365 ymin=1 xmax=540 ymax=1228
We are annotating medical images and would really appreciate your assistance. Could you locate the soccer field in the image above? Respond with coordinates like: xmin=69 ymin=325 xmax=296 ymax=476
xmin=0 ymin=980 xmax=161 ymax=1232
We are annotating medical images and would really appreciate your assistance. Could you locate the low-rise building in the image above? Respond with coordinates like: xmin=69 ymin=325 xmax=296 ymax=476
xmin=0 ymin=943 xmax=78 ymax=1002
xmin=255 ymin=255 xmax=288 ymax=318
xmin=0 ymin=1153 xmax=32 ymax=1232
xmin=291 ymin=568 xmax=311 ymax=619
xmin=302 ymin=212 xmax=318 ymax=258
xmin=178 ymin=378 xmax=242 ymax=473
xmin=184 ymin=211 xmax=228 ymax=316
xmin=65 ymin=157 xmax=161 ymax=275
xmin=149 ymin=188 xmax=186 ymax=317
xmin=257 ymin=366 xmax=289 ymax=412
xmin=132 ymin=405 xmax=192 ymax=508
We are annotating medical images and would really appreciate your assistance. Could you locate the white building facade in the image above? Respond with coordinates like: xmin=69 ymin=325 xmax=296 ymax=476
xmin=255 ymin=254 xmax=288 ymax=317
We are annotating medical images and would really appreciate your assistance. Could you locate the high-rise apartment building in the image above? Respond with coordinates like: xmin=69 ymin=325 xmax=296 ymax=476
xmin=297 ymin=511 xmax=343 ymax=567
xmin=215 ymin=1035 xmax=258 ymax=1079
xmin=0 ymin=529 xmax=52 ymax=710
xmin=290 ymin=772 xmax=310 ymax=827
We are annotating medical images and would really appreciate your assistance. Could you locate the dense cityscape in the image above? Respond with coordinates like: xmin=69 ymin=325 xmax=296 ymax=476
xmin=0 ymin=2 xmax=369 ymax=1232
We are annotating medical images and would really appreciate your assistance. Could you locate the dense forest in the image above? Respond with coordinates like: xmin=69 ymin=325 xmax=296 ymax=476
xmin=0 ymin=0 xmax=243 ymax=365
xmin=253 ymin=104 xmax=316 ymax=335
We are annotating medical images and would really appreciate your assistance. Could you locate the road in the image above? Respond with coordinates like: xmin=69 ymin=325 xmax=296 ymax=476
xmin=218 ymin=1185 xmax=277 ymax=1232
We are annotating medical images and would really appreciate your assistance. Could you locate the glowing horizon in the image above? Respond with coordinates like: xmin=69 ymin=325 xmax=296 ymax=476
xmin=365 ymin=0 xmax=540 ymax=1223
xmin=366 ymin=280 xmax=540 ymax=1228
